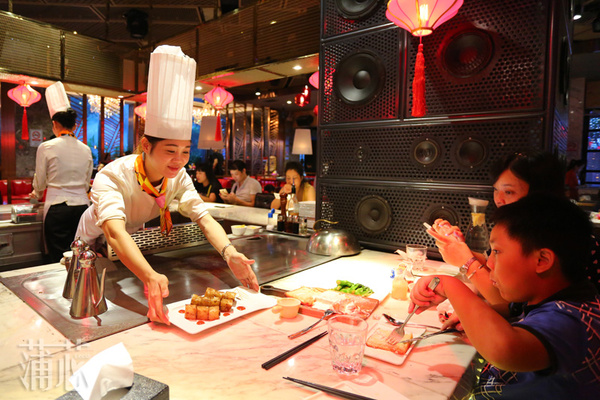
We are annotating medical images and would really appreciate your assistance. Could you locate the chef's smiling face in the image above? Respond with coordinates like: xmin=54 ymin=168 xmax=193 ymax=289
xmin=488 ymin=224 xmax=538 ymax=304
xmin=142 ymin=138 xmax=191 ymax=184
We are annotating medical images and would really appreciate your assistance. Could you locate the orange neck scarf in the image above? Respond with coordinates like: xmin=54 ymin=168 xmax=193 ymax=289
xmin=134 ymin=154 xmax=172 ymax=236
xmin=59 ymin=130 xmax=75 ymax=137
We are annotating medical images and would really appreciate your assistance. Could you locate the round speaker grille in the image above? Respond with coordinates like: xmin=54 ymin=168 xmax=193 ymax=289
xmin=410 ymin=137 xmax=442 ymax=169
xmin=441 ymin=29 xmax=494 ymax=78
xmin=334 ymin=51 xmax=385 ymax=105
xmin=335 ymin=0 xmax=380 ymax=20
xmin=355 ymin=144 xmax=371 ymax=163
xmin=454 ymin=136 xmax=487 ymax=169
xmin=355 ymin=195 xmax=392 ymax=235
xmin=423 ymin=204 xmax=460 ymax=227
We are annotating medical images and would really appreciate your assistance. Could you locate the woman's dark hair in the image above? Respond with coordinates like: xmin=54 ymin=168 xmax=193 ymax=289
xmin=209 ymin=151 xmax=225 ymax=176
xmin=284 ymin=161 xmax=305 ymax=184
xmin=567 ymin=159 xmax=585 ymax=170
xmin=51 ymin=108 xmax=77 ymax=130
xmin=195 ymin=161 xmax=217 ymax=182
xmin=490 ymin=152 xmax=565 ymax=197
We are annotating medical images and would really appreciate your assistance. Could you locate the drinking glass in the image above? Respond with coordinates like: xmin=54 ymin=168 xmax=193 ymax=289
xmin=327 ymin=315 xmax=368 ymax=375
xmin=406 ymin=244 xmax=427 ymax=274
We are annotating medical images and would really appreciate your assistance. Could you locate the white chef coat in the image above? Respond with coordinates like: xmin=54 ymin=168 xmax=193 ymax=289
xmin=32 ymin=135 xmax=93 ymax=220
xmin=76 ymin=154 xmax=209 ymax=244
xmin=231 ymin=176 xmax=262 ymax=202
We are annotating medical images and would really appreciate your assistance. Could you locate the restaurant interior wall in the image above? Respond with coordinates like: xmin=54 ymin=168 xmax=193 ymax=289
xmin=316 ymin=0 xmax=571 ymax=255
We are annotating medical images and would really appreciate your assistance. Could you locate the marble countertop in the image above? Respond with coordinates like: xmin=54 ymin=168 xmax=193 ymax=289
xmin=0 ymin=251 xmax=476 ymax=400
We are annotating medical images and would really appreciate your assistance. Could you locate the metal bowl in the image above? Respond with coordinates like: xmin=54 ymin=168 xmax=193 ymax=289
xmin=306 ymin=228 xmax=361 ymax=257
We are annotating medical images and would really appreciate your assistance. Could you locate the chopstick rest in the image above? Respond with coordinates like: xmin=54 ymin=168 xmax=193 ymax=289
xmin=261 ymin=331 xmax=328 ymax=370
xmin=283 ymin=377 xmax=377 ymax=400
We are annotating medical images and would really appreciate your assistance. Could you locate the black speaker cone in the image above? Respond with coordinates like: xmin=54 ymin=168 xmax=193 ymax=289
xmin=334 ymin=51 xmax=385 ymax=105
xmin=455 ymin=137 xmax=487 ymax=169
xmin=411 ymin=137 xmax=442 ymax=168
xmin=355 ymin=195 xmax=392 ymax=235
xmin=335 ymin=0 xmax=380 ymax=20
xmin=423 ymin=204 xmax=460 ymax=227
xmin=441 ymin=29 xmax=494 ymax=78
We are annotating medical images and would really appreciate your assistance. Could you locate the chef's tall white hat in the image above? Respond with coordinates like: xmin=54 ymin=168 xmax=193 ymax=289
xmin=145 ymin=45 xmax=197 ymax=140
xmin=45 ymin=81 xmax=70 ymax=118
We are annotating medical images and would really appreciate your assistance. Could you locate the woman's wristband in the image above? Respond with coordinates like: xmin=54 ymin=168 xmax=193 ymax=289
xmin=221 ymin=243 xmax=235 ymax=260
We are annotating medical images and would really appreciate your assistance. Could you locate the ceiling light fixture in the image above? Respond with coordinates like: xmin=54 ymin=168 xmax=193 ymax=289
xmin=293 ymin=65 xmax=302 ymax=71
xmin=255 ymin=88 xmax=261 ymax=96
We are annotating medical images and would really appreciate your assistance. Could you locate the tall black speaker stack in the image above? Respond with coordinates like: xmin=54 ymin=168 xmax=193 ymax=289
xmin=316 ymin=0 xmax=571 ymax=255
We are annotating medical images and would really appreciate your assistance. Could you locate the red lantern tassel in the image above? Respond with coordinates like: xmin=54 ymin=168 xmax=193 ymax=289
xmin=412 ymin=43 xmax=426 ymax=117
xmin=22 ymin=108 xmax=29 ymax=140
xmin=215 ymin=111 xmax=222 ymax=142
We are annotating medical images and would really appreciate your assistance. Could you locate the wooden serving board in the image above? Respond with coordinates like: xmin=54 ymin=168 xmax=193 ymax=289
xmin=260 ymin=285 xmax=379 ymax=319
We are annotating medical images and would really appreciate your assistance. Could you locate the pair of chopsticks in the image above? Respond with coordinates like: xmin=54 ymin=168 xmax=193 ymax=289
xmin=261 ymin=331 xmax=327 ymax=370
xmin=283 ymin=377 xmax=376 ymax=400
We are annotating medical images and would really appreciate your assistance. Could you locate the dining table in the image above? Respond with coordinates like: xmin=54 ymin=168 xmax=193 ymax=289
xmin=0 ymin=248 xmax=477 ymax=399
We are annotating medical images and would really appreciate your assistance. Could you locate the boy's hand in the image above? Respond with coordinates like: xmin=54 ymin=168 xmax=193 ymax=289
xmin=409 ymin=275 xmax=448 ymax=313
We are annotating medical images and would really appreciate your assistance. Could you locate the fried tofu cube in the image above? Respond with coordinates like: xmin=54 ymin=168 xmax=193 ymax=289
xmin=222 ymin=292 xmax=236 ymax=300
xmin=206 ymin=297 xmax=221 ymax=307
xmin=208 ymin=306 xmax=220 ymax=320
xmin=205 ymin=287 xmax=222 ymax=299
xmin=191 ymin=294 xmax=203 ymax=306
xmin=220 ymin=298 xmax=233 ymax=312
xmin=196 ymin=305 xmax=209 ymax=320
xmin=184 ymin=304 xmax=197 ymax=320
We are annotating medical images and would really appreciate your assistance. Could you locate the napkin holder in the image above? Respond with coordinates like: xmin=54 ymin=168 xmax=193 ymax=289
xmin=56 ymin=373 xmax=169 ymax=400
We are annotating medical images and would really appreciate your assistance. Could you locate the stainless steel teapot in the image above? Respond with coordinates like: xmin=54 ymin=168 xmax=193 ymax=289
xmin=69 ymin=248 xmax=107 ymax=319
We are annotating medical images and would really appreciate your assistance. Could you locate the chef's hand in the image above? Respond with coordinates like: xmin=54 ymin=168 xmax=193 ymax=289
xmin=225 ymin=250 xmax=259 ymax=291
xmin=144 ymin=272 xmax=170 ymax=325
xmin=28 ymin=191 xmax=38 ymax=199
xmin=408 ymin=275 xmax=447 ymax=314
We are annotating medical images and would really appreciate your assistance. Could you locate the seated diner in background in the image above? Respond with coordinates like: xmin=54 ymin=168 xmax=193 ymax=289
xmin=220 ymin=160 xmax=262 ymax=207
xmin=411 ymin=194 xmax=600 ymax=399
xmin=194 ymin=161 xmax=223 ymax=203
xmin=270 ymin=161 xmax=316 ymax=210
xmin=565 ymin=159 xmax=585 ymax=200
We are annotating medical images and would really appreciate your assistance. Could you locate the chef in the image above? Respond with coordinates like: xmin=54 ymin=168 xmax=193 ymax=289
xmin=75 ymin=45 xmax=259 ymax=325
xmin=31 ymin=81 xmax=93 ymax=262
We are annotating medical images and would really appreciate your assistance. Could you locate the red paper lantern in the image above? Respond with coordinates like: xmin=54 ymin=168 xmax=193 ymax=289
xmin=386 ymin=0 xmax=463 ymax=117
xmin=205 ymin=86 xmax=233 ymax=111
xmin=309 ymin=71 xmax=319 ymax=89
xmin=134 ymin=102 xmax=147 ymax=119
xmin=205 ymin=86 xmax=233 ymax=141
xmin=8 ymin=83 xmax=42 ymax=140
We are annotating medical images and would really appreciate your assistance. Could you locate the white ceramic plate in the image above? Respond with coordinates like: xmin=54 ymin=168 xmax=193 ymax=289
xmin=363 ymin=322 xmax=425 ymax=365
xmin=166 ymin=287 xmax=277 ymax=334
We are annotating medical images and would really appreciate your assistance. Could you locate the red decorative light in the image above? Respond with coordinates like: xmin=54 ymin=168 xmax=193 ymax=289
xmin=8 ymin=83 xmax=42 ymax=140
xmin=134 ymin=102 xmax=147 ymax=119
xmin=309 ymin=71 xmax=319 ymax=89
xmin=313 ymin=105 xmax=318 ymax=115
xmin=205 ymin=86 xmax=233 ymax=111
xmin=386 ymin=0 xmax=463 ymax=117
xmin=294 ymin=85 xmax=311 ymax=107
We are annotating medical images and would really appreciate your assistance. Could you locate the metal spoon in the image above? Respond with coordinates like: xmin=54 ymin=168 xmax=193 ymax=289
xmin=288 ymin=309 xmax=337 ymax=339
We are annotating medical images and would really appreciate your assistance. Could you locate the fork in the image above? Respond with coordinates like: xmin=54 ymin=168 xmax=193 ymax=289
xmin=386 ymin=277 xmax=440 ymax=345
xmin=288 ymin=309 xmax=337 ymax=339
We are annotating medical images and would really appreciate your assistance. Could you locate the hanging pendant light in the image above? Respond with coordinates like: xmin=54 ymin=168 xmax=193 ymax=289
xmin=386 ymin=0 xmax=463 ymax=117
xmin=134 ymin=103 xmax=147 ymax=119
xmin=205 ymin=86 xmax=233 ymax=141
xmin=309 ymin=71 xmax=319 ymax=89
xmin=294 ymin=85 xmax=311 ymax=107
xmin=8 ymin=83 xmax=42 ymax=140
